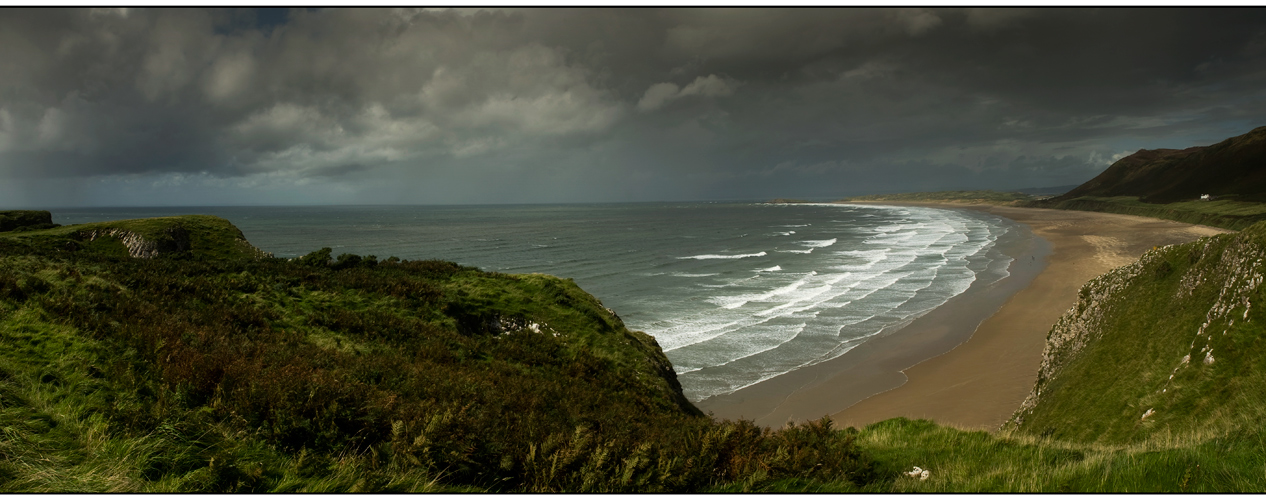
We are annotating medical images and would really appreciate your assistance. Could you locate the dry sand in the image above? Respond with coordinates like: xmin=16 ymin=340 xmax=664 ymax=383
xmin=695 ymin=203 xmax=1229 ymax=430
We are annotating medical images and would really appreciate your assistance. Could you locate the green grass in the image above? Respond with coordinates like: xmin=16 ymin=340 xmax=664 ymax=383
xmin=839 ymin=190 xmax=1266 ymax=230
xmin=0 ymin=211 xmax=56 ymax=232
xmin=6 ymin=213 xmax=1266 ymax=491
xmin=0 ymin=223 xmax=872 ymax=492
xmin=1032 ymin=196 xmax=1266 ymax=230
xmin=853 ymin=418 xmax=1266 ymax=492
xmin=1012 ymin=225 xmax=1266 ymax=444
xmin=0 ymin=215 xmax=268 ymax=260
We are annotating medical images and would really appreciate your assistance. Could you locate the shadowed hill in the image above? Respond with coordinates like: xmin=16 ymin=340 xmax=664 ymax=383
xmin=1056 ymin=126 xmax=1266 ymax=204
xmin=0 ymin=211 xmax=58 ymax=232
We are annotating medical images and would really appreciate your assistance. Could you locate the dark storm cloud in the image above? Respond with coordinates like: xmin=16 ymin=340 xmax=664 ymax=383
xmin=4 ymin=7 xmax=1266 ymax=205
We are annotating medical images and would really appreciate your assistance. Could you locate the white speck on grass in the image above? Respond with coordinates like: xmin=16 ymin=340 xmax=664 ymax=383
xmin=906 ymin=466 xmax=929 ymax=480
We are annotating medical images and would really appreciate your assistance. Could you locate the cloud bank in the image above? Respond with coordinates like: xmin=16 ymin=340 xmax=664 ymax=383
xmin=3 ymin=7 xmax=1266 ymax=206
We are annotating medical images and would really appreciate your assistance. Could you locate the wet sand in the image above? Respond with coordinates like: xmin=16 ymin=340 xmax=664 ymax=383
xmin=696 ymin=203 xmax=1229 ymax=430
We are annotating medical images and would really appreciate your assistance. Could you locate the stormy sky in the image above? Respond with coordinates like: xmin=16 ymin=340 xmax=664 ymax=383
xmin=4 ymin=7 xmax=1266 ymax=207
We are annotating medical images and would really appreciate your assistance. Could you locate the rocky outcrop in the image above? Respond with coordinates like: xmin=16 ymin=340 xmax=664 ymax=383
xmin=77 ymin=226 xmax=191 ymax=259
xmin=1009 ymin=226 xmax=1266 ymax=429
xmin=1009 ymin=251 xmax=1153 ymax=427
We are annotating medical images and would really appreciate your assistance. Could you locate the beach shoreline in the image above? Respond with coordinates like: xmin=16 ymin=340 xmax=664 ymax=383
xmin=695 ymin=203 xmax=1229 ymax=430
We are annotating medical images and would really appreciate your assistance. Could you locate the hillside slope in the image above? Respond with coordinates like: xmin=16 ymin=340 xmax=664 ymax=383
xmin=0 ymin=215 xmax=872 ymax=492
xmin=1056 ymin=126 xmax=1266 ymax=204
xmin=843 ymin=223 xmax=1266 ymax=493
xmin=1009 ymin=221 xmax=1266 ymax=444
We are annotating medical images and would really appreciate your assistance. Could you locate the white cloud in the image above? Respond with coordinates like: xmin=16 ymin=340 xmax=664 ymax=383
xmin=636 ymin=82 xmax=682 ymax=112
xmin=229 ymin=102 xmax=442 ymax=174
xmin=895 ymin=9 xmax=942 ymax=36
xmin=637 ymin=74 xmax=734 ymax=112
xmin=419 ymin=44 xmax=623 ymax=141
xmin=89 ymin=8 xmax=129 ymax=19
xmin=963 ymin=8 xmax=1035 ymax=31
xmin=203 ymin=51 xmax=256 ymax=102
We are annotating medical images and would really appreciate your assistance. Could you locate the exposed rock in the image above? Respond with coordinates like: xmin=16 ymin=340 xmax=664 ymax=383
xmin=1009 ymin=227 xmax=1266 ymax=428
xmin=77 ymin=226 xmax=190 ymax=259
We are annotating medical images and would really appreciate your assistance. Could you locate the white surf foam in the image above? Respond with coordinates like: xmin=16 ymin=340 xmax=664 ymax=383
xmin=679 ymin=251 xmax=768 ymax=260
xmin=799 ymin=238 xmax=838 ymax=248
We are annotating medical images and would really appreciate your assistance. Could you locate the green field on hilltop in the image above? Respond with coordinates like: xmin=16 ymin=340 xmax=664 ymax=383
xmin=1034 ymin=195 xmax=1266 ymax=230
xmin=842 ymin=189 xmax=1266 ymax=230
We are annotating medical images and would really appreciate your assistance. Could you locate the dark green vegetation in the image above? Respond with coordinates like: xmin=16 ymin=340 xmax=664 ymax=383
xmin=1034 ymin=196 xmax=1266 ymax=230
xmin=0 ymin=213 xmax=270 ymax=260
xmin=0 ymin=211 xmax=59 ymax=233
xmin=0 ymin=215 xmax=874 ymax=492
xmin=5 ymin=213 xmax=1266 ymax=491
xmin=839 ymin=190 xmax=1038 ymax=205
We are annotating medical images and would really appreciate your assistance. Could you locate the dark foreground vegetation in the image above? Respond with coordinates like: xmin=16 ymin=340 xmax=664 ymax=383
xmin=4 ymin=211 xmax=1266 ymax=491
xmin=0 ymin=213 xmax=872 ymax=492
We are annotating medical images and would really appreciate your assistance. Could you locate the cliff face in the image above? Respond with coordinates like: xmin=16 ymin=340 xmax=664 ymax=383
xmin=1009 ymin=222 xmax=1266 ymax=443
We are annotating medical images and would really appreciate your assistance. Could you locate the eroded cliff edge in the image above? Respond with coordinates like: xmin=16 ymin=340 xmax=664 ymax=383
xmin=1008 ymin=222 xmax=1266 ymax=443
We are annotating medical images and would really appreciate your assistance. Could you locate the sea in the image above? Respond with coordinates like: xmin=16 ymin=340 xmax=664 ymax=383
xmin=49 ymin=202 xmax=1023 ymax=402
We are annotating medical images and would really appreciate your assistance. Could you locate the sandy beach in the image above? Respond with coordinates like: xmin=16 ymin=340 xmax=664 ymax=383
xmin=696 ymin=203 xmax=1229 ymax=430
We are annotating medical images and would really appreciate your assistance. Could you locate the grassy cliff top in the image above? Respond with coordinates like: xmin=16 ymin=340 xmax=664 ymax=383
xmin=0 ymin=214 xmax=269 ymax=260
xmin=6 ymin=212 xmax=1266 ymax=491
xmin=0 ymin=211 xmax=56 ymax=232
xmin=0 ymin=215 xmax=873 ymax=492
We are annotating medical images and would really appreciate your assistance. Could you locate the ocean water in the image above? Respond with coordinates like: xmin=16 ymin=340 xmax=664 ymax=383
xmin=50 ymin=202 xmax=1021 ymax=401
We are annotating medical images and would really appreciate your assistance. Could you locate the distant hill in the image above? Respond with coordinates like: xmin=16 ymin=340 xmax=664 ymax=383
xmin=1013 ymin=184 xmax=1079 ymax=196
xmin=839 ymin=190 xmax=1035 ymax=205
xmin=1055 ymin=126 xmax=1266 ymax=204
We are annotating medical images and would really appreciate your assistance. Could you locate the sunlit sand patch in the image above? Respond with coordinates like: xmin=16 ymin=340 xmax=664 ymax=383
xmin=1081 ymin=234 xmax=1133 ymax=268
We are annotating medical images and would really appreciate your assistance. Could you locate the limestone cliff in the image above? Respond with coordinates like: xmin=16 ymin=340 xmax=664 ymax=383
xmin=1008 ymin=222 xmax=1266 ymax=443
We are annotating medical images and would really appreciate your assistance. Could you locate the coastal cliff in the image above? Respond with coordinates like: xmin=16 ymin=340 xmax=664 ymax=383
xmin=0 ymin=211 xmax=59 ymax=232
xmin=10 ymin=212 xmax=1266 ymax=491
xmin=1009 ymin=221 xmax=1266 ymax=443
xmin=0 ymin=215 xmax=872 ymax=492
xmin=0 ymin=214 xmax=272 ymax=260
